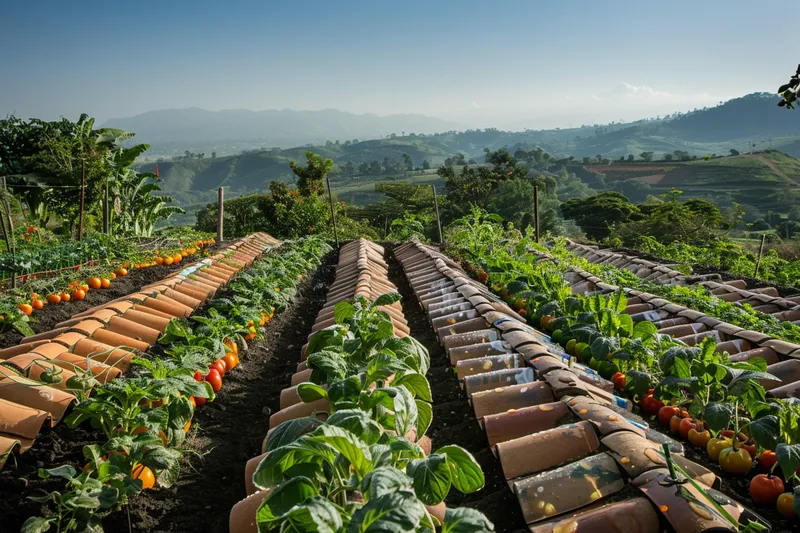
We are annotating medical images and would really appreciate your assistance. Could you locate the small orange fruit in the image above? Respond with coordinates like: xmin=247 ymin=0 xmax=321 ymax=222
xmin=87 ymin=278 xmax=102 ymax=289
xmin=156 ymin=257 xmax=165 ymax=265
xmin=59 ymin=292 xmax=70 ymax=302
xmin=132 ymin=464 xmax=155 ymax=490
xmin=46 ymin=294 xmax=61 ymax=304
xmin=32 ymin=299 xmax=45 ymax=310
xmin=100 ymin=278 xmax=111 ymax=289
xmin=71 ymin=289 xmax=86 ymax=301
xmin=18 ymin=303 xmax=33 ymax=316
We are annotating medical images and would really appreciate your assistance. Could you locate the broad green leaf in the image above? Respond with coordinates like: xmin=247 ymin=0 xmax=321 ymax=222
xmin=334 ymin=301 xmax=355 ymax=324
xmin=442 ymin=507 xmax=495 ymax=533
xmin=307 ymin=350 xmax=349 ymax=382
xmin=394 ymin=373 xmax=432 ymax=402
xmin=361 ymin=467 xmax=413 ymax=499
xmin=704 ymin=402 xmax=734 ymax=433
xmin=326 ymin=410 xmax=382 ymax=445
xmin=38 ymin=465 xmax=77 ymax=480
xmin=632 ymin=320 xmax=658 ymax=340
xmin=436 ymin=445 xmax=485 ymax=494
xmin=373 ymin=292 xmax=402 ymax=308
xmin=407 ymin=454 xmax=451 ymax=505
xmin=328 ymin=376 xmax=364 ymax=405
xmin=347 ymin=489 xmax=426 ymax=533
xmin=748 ymin=415 xmax=779 ymax=451
xmin=307 ymin=425 xmax=373 ymax=477
xmin=391 ymin=386 xmax=418 ymax=437
xmin=624 ymin=370 xmax=653 ymax=397
xmin=278 ymin=497 xmax=343 ymax=533
xmin=617 ymin=313 xmax=633 ymax=337
xmin=257 ymin=476 xmax=319 ymax=527
xmin=21 ymin=516 xmax=52 ymax=533
xmin=673 ymin=356 xmax=692 ymax=379
xmin=415 ymin=400 xmax=433 ymax=437
xmin=298 ymin=383 xmax=329 ymax=403
xmin=776 ymin=444 xmax=800 ymax=479
xmin=589 ymin=336 xmax=617 ymax=361
xmin=266 ymin=418 xmax=325 ymax=452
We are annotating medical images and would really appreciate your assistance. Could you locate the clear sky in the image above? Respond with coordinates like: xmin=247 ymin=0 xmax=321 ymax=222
xmin=0 ymin=0 xmax=794 ymax=129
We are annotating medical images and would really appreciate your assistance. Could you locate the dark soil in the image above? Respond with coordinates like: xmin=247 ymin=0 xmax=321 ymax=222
xmin=387 ymin=249 xmax=528 ymax=533
xmin=0 ymin=255 xmax=215 ymax=351
xmin=0 ymin=250 xmax=337 ymax=533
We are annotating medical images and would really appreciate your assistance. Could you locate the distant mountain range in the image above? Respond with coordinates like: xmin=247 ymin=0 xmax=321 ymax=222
xmin=102 ymin=108 xmax=460 ymax=149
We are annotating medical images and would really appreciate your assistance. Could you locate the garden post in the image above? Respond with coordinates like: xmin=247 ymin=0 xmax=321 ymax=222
xmin=217 ymin=186 xmax=224 ymax=242
xmin=534 ymin=184 xmax=540 ymax=243
xmin=326 ymin=177 xmax=339 ymax=248
xmin=754 ymin=234 xmax=766 ymax=278
xmin=79 ymin=159 xmax=86 ymax=241
xmin=431 ymin=184 xmax=443 ymax=243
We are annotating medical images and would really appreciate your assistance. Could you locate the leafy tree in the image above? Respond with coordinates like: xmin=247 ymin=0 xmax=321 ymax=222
xmin=612 ymin=179 xmax=652 ymax=203
xmin=369 ymin=161 xmax=382 ymax=174
xmin=639 ymin=151 xmax=654 ymax=161
xmin=289 ymin=152 xmax=333 ymax=196
xmin=777 ymin=64 xmax=800 ymax=109
xmin=402 ymin=153 xmax=413 ymax=171
xmin=664 ymin=153 xmax=674 ymax=161
xmin=627 ymin=154 xmax=634 ymax=162
xmin=596 ymin=154 xmax=603 ymax=163
xmin=582 ymin=156 xmax=591 ymax=164
xmin=730 ymin=148 xmax=740 ymax=156
xmin=421 ymin=159 xmax=430 ymax=170
xmin=560 ymin=192 xmax=639 ymax=240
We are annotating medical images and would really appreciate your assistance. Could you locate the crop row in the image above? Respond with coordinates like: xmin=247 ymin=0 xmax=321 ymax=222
xmin=442 ymin=212 xmax=800 ymax=528
xmin=1 ymin=229 xmax=217 ymax=339
xmin=228 ymin=239 xmax=494 ymax=533
xmin=14 ymin=235 xmax=330 ymax=532
xmin=554 ymin=239 xmax=800 ymax=345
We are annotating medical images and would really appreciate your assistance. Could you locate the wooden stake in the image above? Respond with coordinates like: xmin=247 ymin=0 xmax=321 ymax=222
xmin=79 ymin=159 xmax=86 ymax=240
xmin=326 ymin=177 xmax=339 ymax=248
xmin=533 ymin=184 xmax=540 ymax=243
xmin=217 ymin=187 xmax=224 ymax=242
xmin=431 ymin=184 xmax=443 ymax=243
xmin=754 ymin=234 xmax=766 ymax=278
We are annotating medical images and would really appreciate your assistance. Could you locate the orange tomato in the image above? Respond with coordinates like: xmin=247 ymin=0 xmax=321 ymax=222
xmin=100 ymin=278 xmax=111 ymax=289
xmin=46 ymin=294 xmax=61 ymax=304
xmin=156 ymin=257 xmax=165 ymax=265
xmin=79 ymin=283 xmax=89 ymax=292
xmin=18 ymin=303 xmax=33 ymax=316
xmin=59 ymin=292 xmax=70 ymax=302
xmin=109 ymin=272 xmax=116 ymax=280
xmin=183 ymin=419 xmax=192 ymax=433
xmin=164 ymin=257 xmax=174 ymax=266
xmin=71 ymin=289 xmax=86 ymax=301
xmin=222 ymin=352 xmax=238 ymax=371
xmin=115 ymin=268 xmax=128 ymax=276
xmin=172 ymin=254 xmax=182 ymax=263
xmin=32 ymin=299 xmax=45 ymax=310
xmin=87 ymin=277 xmax=102 ymax=289
xmin=132 ymin=464 xmax=155 ymax=490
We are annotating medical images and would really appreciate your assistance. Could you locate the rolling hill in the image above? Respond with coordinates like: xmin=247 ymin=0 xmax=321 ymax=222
xmin=103 ymin=108 xmax=460 ymax=152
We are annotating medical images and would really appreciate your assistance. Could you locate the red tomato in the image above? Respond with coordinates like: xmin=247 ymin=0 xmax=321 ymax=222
xmin=679 ymin=417 xmax=697 ymax=440
xmin=204 ymin=369 xmax=222 ymax=392
xmin=659 ymin=405 xmax=680 ymax=427
xmin=741 ymin=442 xmax=757 ymax=460
xmin=193 ymin=370 xmax=203 ymax=382
xmin=749 ymin=474 xmax=784 ymax=505
xmin=611 ymin=372 xmax=626 ymax=390
xmin=193 ymin=395 xmax=207 ymax=407
xmin=208 ymin=361 xmax=225 ymax=377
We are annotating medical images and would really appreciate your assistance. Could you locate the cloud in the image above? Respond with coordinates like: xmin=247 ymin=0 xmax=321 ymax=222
xmin=471 ymin=101 xmax=481 ymax=108
xmin=597 ymin=81 xmax=713 ymax=102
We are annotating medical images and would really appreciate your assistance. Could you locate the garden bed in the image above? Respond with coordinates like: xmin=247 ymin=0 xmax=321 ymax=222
xmin=388 ymin=252 xmax=527 ymax=532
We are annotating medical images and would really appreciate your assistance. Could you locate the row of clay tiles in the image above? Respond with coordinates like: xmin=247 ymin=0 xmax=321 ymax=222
xmin=228 ymin=239 xmax=418 ymax=533
xmin=0 ymin=233 xmax=281 ymax=469
xmin=565 ymin=264 xmax=800 ymax=398
xmin=394 ymin=241 xmax=763 ymax=533
xmin=566 ymin=240 xmax=800 ymax=319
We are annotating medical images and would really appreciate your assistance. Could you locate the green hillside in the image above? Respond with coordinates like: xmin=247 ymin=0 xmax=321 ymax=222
xmin=569 ymin=150 xmax=800 ymax=215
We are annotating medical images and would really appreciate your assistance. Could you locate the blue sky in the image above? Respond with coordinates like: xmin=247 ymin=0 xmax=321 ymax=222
xmin=0 ymin=0 xmax=794 ymax=128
